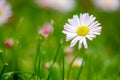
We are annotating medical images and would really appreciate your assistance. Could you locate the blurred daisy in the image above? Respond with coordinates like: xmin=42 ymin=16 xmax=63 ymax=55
xmin=92 ymin=0 xmax=120 ymax=12
xmin=62 ymin=13 xmax=101 ymax=49
xmin=35 ymin=0 xmax=75 ymax=12
xmin=0 ymin=0 xmax=12 ymax=25
xmin=64 ymin=46 xmax=74 ymax=55
xmin=38 ymin=23 xmax=54 ymax=37
xmin=72 ymin=58 xmax=83 ymax=68
xmin=64 ymin=46 xmax=74 ymax=62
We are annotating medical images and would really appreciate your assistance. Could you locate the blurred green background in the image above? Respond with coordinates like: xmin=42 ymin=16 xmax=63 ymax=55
xmin=0 ymin=0 xmax=120 ymax=80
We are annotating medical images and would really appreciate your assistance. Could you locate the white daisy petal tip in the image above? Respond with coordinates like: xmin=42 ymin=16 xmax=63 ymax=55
xmin=63 ymin=13 xmax=102 ymax=49
xmin=78 ymin=40 xmax=82 ymax=49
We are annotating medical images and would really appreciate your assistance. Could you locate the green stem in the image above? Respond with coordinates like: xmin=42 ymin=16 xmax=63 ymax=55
xmin=114 ymin=66 xmax=120 ymax=80
xmin=75 ymin=50 xmax=86 ymax=80
xmin=38 ymin=45 xmax=41 ymax=80
xmin=47 ymin=41 xmax=62 ymax=80
xmin=62 ymin=48 xmax=64 ymax=80
xmin=36 ymin=38 xmax=42 ymax=80
xmin=0 ymin=63 xmax=8 ymax=79
xmin=2 ymin=46 xmax=6 ymax=63
xmin=66 ymin=51 xmax=79 ymax=80
xmin=0 ymin=47 xmax=8 ymax=79
xmin=0 ymin=50 xmax=5 ymax=63
xmin=75 ymin=58 xmax=85 ymax=80
xmin=29 ymin=73 xmax=35 ymax=80
xmin=2 ymin=71 xmax=33 ymax=80
xmin=5 ymin=71 xmax=33 ymax=75
xmin=34 ymin=48 xmax=39 ymax=73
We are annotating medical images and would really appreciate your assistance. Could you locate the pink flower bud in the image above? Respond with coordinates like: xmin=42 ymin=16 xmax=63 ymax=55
xmin=44 ymin=62 xmax=50 ymax=69
xmin=38 ymin=23 xmax=54 ymax=37
xmin=5 ymin=39 xmax=14 ymax=48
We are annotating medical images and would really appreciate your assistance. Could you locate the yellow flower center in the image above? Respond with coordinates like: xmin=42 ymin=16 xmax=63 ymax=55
xmin=77 ymin=26 xmax=89 ymax=36
xmin=0 ymin=9 xmax=2 ymax=16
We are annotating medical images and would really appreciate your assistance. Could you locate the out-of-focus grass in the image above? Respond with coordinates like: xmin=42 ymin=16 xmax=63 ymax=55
xmin=0 ymin=0 xmax=120 ymax=80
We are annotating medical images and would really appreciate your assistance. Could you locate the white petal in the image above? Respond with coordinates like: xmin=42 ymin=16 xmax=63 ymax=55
xmin=78 ymin=38 xmax=83 ymax=49
xmin=86 ymin=34 xmax=96 ymax=40
xmin=80 ymin=13 xmax=89 ymax=25
xmin=80 ymin=13 xmax=96 ymax=26
xmin=90 ymin=27 xmax=102 ymax=31
xmin=68 ymin=19 xmax=78 ymax=27
xmin=91 ymin=24 xmax=101 ymax=29
xmin=83 ymin=37 xmax=88 ymax=49
xmin=70 ymin=36 xmax=80 ymax=47
xmin=86 ymin=35 xmax=93 ymax=40
xmin=73 ymin=15 xmax=81 ymax=26
xmin=90 ymin=27 xmax=101 ymax=34
xmin=89 ymin=21 xmax=100 ymax=28
xmin=62 ymin=30 xmax=72 ymax=35
xmin=66 ymin=33 xmax=77 ymax=41
xmin=89 ymin=35 xmax=96 ymax=39
xmin=64 ymin=23 xmax=76 ymax=32
xmin=79 ymin=14 xmax=83 ymax=24
xmin=88 ymin=15 xmax=96 ymax=26
xmin=89 ymin=31 xmax=101 ymax=35
xmin=90 ymin=29 xmax=101 ymax=33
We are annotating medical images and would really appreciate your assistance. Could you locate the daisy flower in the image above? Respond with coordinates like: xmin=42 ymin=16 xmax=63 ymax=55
xmin=0 ymin=0 xmax=12 ymax=25
xmin=35 ymin=0 xmax=75 ymax=12
xmin=92 ymin=0 xmax=120 ymax=12
xmin=62 ymin=13 xmax=102 ymax=49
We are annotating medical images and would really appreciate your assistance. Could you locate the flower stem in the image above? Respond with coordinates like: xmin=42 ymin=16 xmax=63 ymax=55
xmin=66 ymin=51 xmax=79 ymax=80
xmin=34 ymin=36 xmax=43 ymax=80
xmin=0 ymin=47 xmax=8 ymax=79
xmin=47 ymin=41 xmax=62 ymax=80
xmin=114 ymin=66 xmax=120 ymax=80
xmin=76 ymin=51 xmax=86 ymax=80
xmin=36 ymin=38 xmax=42 ymax=80
xmin=75 ymin=58 xmax=85 ymax=80
xmin=0 ymin=49 xmax=5 ymax=64
xmin=0 ymin=63 xmax=8 ymax=79
xmin=62 ymin=48 xmax=64 ymax=80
